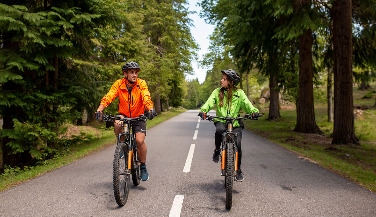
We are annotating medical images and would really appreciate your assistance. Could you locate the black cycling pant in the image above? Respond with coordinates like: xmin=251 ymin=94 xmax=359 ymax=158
xmin=214 ymin=122 xmax=243 ymax=169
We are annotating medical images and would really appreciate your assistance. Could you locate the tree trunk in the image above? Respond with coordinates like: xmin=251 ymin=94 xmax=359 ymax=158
xmin=154 ymin=93 xmax=161 ymax=114
xmin=327 ymin=68 xmax=334 ymax=122
xmin=331 ymin=0 xmax=359 ymax=144
xmin=165 ymin=98 xmax=170 ymax=111
xmin=268 ymin=72 xmax=281 ymax=120
xmin=294 ymin=27 xmax=323 ymax=134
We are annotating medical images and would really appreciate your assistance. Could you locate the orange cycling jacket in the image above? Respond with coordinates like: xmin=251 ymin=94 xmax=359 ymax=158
xmin=100 ymin=78 xmax=154 ymax=117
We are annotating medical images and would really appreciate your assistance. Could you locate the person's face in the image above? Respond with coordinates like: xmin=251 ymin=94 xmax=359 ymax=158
xmin=124 ymin=69 xmax=139 ymax=83
xmin=221 ymin=74 xmax=230 ymax=88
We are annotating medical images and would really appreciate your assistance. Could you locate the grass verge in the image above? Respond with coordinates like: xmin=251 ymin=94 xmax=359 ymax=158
xmin=0 ymin=108 xmax=186 ymax=192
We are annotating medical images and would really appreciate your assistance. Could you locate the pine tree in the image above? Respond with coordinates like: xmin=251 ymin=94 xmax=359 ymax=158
xmin=331 ymin=0 xmax=359 ymax=144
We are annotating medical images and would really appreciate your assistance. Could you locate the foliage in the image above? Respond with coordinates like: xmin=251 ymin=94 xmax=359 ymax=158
xmin=0 ymin=0 xmax=197 ymax=170
xmin=0 ymin=119 xmax=56 ymax=160
xmin=0 ymin=1 xmax=122 ymax=168
xmin=199 ymin=0 xmax=376 ymax=139
xmin=141 ymin=0 xmax=198 ymax=111
xmin=183 ymin=79 xmax=201 ymax=109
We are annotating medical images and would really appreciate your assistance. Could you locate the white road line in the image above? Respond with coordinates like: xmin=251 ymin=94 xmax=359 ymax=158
xmin=169 ymin=195 xmax=184 ymax=217
xmin=193 ymin=130 xmax=198 ymax=140
xmin=170 ymin=119 xmax=200 ymax=215
xmin=183 ymin=144 xmax=195 ymax=173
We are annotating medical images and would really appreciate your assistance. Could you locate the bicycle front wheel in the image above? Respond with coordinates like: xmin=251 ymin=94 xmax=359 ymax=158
xmin=113 ymin=142 xmax=130 ymax=207
xmin=225 ymin=142 xmax=234 ymax=210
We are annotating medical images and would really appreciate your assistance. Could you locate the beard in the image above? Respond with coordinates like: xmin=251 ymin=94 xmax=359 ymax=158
xmin=126 ymin=76 xmax=137 ymax=84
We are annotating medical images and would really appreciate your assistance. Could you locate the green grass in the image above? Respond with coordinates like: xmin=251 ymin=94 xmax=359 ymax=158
xmin=0 ymin=108 xmax=186 ymax=192
xmin=246 ymin=86 xmax=376 ymax=192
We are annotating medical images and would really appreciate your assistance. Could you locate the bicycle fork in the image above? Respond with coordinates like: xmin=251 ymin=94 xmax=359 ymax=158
xmin=128 ymin=150 xmax=133 ymax=171
xmin=221 ymin=148 xmax=226 ymax=175
xmin=221 ymin=133 xmax=239 ymax=176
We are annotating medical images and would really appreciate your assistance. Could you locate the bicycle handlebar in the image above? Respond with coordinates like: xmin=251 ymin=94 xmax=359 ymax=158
xmin=102 ymin=114 xmax=147 ymax=122
xmin=206 ymin=113 xmax=263 ymax=122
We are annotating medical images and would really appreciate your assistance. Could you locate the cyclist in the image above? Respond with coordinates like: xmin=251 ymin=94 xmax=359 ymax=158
xmin=96 ymin=61 xmax=155 ymax=181
xmin=198 ymin=69 xmax=259 ymax=181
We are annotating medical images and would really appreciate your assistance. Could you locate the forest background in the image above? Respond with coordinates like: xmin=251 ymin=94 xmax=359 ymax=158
xmin=1 ymin=0 xmax=375 ymax=191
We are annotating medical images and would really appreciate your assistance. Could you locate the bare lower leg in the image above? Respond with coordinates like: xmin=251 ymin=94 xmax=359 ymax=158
xmin=138 ymin=142 xmax=147 ymax=163
xmin=136 ymin=132 xmax=147 ymax=163
xmin=114 ymin=120 xmax=122 ymax=140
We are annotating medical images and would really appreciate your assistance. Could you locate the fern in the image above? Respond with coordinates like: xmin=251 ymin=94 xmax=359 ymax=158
xmin=0 ymin=119 xmax=57 ymax=160
xmin=22 ymin=12 xmax=44 ymax=23
xmin=0 ymin=71 xmax=23 ymax=84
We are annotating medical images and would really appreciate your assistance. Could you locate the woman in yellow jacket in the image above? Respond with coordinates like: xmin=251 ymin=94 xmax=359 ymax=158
xmin=96 ymin=61 xmax=154 ymax=181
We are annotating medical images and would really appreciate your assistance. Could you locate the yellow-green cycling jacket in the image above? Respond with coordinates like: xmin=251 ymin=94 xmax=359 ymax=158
xmin=200 ymin=87 xmax=259 ymax=128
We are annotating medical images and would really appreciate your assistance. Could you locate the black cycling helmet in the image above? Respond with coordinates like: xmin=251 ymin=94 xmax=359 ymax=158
xmin=122 ymin=61 xmax=140 ymax=72
xmin=221 ymin=69 xmax=240 ymax=86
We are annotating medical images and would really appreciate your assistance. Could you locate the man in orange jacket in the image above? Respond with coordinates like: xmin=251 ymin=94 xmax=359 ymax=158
xmin=96 ymin=61 xmax=155 ymax=181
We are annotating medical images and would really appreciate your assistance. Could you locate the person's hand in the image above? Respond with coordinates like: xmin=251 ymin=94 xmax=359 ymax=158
xmin=95 ymin=111 xmax=103 ymax=121
xmin=198 ymin=112 xmax=206 ymax=120
xmin=251 ymin=112 xmax=260 ymax=120
xmin=148 ymin=110 xmax=156 ymax=120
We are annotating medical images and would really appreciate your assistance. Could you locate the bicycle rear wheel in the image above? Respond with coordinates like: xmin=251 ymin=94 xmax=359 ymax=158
xmin=225 ymin=142 xmax=234 ymax=210
xmin=113 ymin=142 xmax=130 ymax=206
xmin=131 ymin=147 xmax=141 ymax=186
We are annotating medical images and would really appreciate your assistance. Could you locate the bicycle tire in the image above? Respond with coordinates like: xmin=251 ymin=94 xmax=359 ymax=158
xmin=225 ymin=142 xmax=234 ymax=210
xmin=113 ymin=142 xmax=130 ymax=207
xmin=131 ymin=146 xmax=141 ymax=186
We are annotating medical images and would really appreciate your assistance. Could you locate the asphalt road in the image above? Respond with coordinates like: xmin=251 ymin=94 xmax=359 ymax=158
xmin=1 ymin=110 xmax=375 ymax=217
